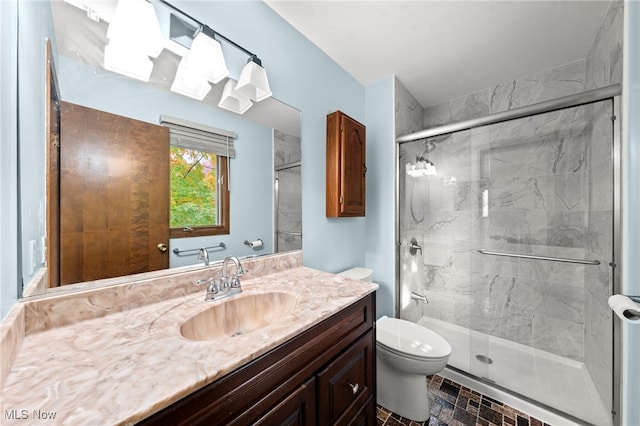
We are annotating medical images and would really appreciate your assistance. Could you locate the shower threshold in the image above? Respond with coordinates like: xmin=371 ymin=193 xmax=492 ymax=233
xmin=418 ymin=316 xmax=612 ymax=426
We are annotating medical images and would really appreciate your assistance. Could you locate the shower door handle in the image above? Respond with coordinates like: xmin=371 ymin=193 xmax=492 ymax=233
xmin=409 ymin=237 xmax=422 ymax=256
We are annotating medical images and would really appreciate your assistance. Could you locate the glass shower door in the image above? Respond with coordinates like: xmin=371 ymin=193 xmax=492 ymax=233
xmin=468 ymin=99 xmax=614 ymax=425
xmin=398 ymin=131 xmax=476 ymax=374
xmin=397 ymin=98 xmax=616 ymax=426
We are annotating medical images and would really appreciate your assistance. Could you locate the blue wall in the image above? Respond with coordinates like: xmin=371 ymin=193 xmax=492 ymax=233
xmin=0 ymin=0 xmax=19 ymax=320
xmin=365 ymin=76 xmax=396 ymax=318
xmin=622 ymin=1 xmax=640 ymax=424
xmin=17 ymin=0 xmax=55 ymax=300
xmin=179 ymin=1 xmax=368 ymax=274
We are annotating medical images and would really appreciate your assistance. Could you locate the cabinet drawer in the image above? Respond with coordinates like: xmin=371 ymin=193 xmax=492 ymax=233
xmin=317 ymin=331 xmax=374 ymax=425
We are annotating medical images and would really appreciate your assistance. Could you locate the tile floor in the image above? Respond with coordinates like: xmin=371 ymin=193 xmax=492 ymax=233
xmin=377 ymin=375 xmax=550 ymax=426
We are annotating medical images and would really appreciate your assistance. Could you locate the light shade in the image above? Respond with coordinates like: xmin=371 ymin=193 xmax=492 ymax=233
xmin=104 ymin=40 xmax=153 ymax=82
xmin=104 ymin=0 xmax=164 ymax=82
xmin=184 ymin=31 xmax=229 ymax=84
xmin=235 ymin=58 xmax=272 ymax=102
xmin=218 ymin=79 xmax=252 ymax=114
xmin=170 ymin=58 xmax=212 ymax=100
xmin=107 ymin=0 xmax=164 ymax=58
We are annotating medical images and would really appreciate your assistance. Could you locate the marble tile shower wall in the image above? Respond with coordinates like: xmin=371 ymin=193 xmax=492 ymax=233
xmin=422 ymin=59 xmax=586 ymax=131
xmin=274 ymin=130 xmax=302 ymax=252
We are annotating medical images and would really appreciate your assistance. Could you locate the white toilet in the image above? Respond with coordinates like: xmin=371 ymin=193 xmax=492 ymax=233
xmin=338 ymin=267 xmax=452 ymax=422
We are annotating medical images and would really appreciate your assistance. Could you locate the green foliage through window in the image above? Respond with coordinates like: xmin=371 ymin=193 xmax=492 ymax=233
xmin=170 ymin=146 xmax=218 ymax=228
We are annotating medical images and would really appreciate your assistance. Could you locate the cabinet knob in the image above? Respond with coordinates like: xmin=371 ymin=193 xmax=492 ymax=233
xmin=157 ymin=243 xmax=168 ymax=253
xmin=348 ymin=382 xmax=359 ymax=394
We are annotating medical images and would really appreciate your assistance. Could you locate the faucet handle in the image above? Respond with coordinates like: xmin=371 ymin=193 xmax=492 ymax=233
xmin=230 ymin=273 xmax=241 ymax=288
xmin=206 ymin=277 xmax=219 ymax=294
xmin=194 ymin=278 xmax=208 ymax=286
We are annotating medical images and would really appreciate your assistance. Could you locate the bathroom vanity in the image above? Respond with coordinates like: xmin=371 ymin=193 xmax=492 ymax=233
xmin=0 ymin=252 xmax=378 ymax=425
xmin=139 ymin=293 xmax=376 ymax=425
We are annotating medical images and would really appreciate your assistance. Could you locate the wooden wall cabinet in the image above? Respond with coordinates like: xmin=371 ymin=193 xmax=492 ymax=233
xmin=326 ymin=111 xmax=366 ymax=217
xmin=138 ymin=293 xmax=376 ymax=426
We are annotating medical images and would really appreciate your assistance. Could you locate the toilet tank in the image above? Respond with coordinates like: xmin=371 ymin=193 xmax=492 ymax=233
xmin=338 ymin=267 xmax=373 ymax=282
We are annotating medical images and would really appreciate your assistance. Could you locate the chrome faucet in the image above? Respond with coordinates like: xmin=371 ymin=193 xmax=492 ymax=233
xmin=221 ymin=255 xmax=247 ymax=289
xmin=198 ymin=248 xmax=210 ymax=266
xmin=195 ymin=255 xmax=248 ymax=302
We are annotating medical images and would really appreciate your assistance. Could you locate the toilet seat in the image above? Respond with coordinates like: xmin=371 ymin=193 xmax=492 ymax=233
xmin=377 ymin=316 xmax=451 ymax=360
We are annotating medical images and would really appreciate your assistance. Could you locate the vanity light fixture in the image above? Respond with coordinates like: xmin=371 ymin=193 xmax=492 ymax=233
xmin=102 ymin=0 xmax=272 ymax=113
xmin=170 ymin=26 xmax=229 ymax=100
xmin=104 ymin=0 xmax=165 ymax=82
xmin=235 ymin=55 xmax=273 ymax=102
xmin=218 ymin=79 xmax=253 ymax=114
xmin=158 ymin=0 xmax=272 ymax=112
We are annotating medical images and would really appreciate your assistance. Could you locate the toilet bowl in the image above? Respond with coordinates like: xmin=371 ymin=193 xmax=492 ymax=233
xmin=376 ymin=315 xmax=451 ymax=421
xmin=337 ymin=268 xmax=452 ymax=423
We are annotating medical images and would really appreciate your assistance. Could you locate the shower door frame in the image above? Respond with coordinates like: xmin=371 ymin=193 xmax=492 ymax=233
xmin=394 ymin=84 xmax=622 ymax=426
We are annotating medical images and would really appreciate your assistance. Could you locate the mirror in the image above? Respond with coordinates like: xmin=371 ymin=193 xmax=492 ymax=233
xmin=19 ymin=0 xmax=301 ymax=298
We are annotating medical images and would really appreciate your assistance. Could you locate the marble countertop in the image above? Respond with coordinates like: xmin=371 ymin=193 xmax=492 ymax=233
xmin=0 ymin=266 xmax=377 ymax=425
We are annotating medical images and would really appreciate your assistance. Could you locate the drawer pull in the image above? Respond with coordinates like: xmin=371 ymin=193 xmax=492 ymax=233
xmin=348 ymin=382 xmax=359 ymax=394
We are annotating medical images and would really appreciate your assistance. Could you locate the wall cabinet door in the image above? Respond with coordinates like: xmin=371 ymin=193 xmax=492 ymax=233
xmin=326 ymin=111 xmax=366 ymax=217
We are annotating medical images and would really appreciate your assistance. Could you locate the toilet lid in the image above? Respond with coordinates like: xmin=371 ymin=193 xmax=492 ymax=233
xmin=377 ymin=316 xmax=451 ymax=359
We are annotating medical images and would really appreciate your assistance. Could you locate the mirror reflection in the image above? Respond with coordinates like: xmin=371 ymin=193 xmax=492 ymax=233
xmin=19 ymin=0 xmax=301 ymax=298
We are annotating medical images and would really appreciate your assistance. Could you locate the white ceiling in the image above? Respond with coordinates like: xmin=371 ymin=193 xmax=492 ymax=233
xmin=264 ymin=0 xmax=613 ymax=108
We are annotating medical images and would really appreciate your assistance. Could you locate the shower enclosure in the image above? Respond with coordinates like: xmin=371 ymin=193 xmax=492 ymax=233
xmin=397 ymin=87 xmax=620 ymax=425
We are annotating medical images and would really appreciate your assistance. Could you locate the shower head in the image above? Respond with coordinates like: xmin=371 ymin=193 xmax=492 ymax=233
xmin=406 ymin=138 xmax=438 ymax=177
xmin=424 ymin=140 xmax=437 ymax=153
xmin=406 ymin=157 xmax=436 ymax=177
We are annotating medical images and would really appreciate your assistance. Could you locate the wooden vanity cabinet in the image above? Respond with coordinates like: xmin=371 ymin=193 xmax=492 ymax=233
xmin=138 ymin=293 xmax=376 ymax=426
xmin=326 ymin=111 xmax=366 ymax=217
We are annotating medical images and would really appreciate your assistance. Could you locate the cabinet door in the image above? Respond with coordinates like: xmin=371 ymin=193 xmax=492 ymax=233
xmin=326 ymin=111 xmax=366 ymax=217
xmin=253 ymin=377 xmax=316 ymax=426
xmin=317 ymin=331 xmax=374 ymax=425
xmin=347 ymin=395 xmax=375 ymax=426
xmin=340 ymin=113 xmax=366 ymax=216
